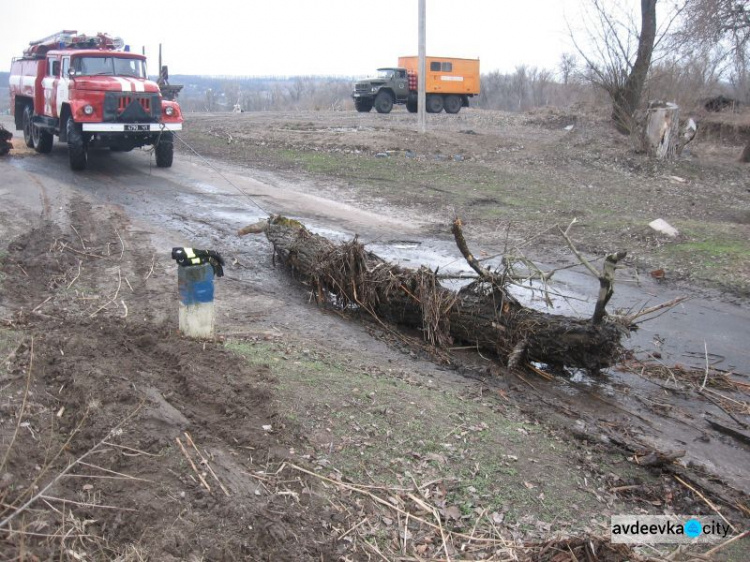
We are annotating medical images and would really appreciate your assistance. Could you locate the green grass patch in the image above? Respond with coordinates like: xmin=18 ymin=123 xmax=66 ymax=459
xmin=657 ymin=222 xmax=750 ymax=292
xmin=668 ymin=239 xmax=750 ymax=265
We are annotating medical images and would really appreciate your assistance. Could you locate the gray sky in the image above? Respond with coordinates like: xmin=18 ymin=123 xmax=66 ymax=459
xmin=2 ymin=1 xmax=591 ymax=77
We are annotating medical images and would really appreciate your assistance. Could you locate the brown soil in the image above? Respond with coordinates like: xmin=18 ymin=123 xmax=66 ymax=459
xmin=0 ymin=199 xmax=341 ymax=560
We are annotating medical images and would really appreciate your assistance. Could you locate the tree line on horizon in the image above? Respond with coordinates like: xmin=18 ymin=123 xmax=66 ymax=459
xmin=2 ymin=0 xmax=748 ymax=122
xmin=0 ymin=64 xmax=743 ymax=117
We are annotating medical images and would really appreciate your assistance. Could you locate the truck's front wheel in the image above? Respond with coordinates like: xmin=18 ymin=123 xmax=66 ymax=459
xmin=355 ymin=99 xmax=373 ymax=113
xmin=374 ymin=91 xmax=394 ymax=114
xmin=66 ymin=119 xmax=87 ymax=171
xmin=155 ymin=132 xmax=174 ymax=168
xmin=22 ymin=105 xmax=34 ymax=148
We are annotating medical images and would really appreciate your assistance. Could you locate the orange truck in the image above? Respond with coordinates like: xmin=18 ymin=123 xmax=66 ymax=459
xmin=352 ymin=56 xmax=480 ymax=114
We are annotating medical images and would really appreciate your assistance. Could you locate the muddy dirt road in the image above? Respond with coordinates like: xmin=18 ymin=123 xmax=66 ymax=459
xmin=1 ymin=112 xmax=749 ymax=560
xmin=8 ymin=117 xmax=749 ymax=371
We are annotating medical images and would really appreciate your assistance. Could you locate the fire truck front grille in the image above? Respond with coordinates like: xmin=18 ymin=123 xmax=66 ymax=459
xmin=103 ymin=93 xmax=161 ymax=123
xmin=117 ymin=96 xmax=151 ymax=113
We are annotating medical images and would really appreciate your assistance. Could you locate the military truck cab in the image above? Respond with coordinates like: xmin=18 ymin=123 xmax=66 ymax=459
xmin=352 ymin=68 xmax=411 ymax=113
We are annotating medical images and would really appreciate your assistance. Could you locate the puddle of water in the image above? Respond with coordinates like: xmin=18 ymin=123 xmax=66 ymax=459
xmin=368 ymin=241 xmax=472 ymax=271
xmin=211 ymin=208 xmax=267 ymax=225
xmin=306 ymin=224 xmax=353 ymax=244
xmin=327 ymin=127 xmax=372 ymax=133
xmin=192 ymin=182 xmax=225 ymax=194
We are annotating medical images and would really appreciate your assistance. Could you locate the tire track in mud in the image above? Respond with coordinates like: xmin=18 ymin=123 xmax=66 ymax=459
xmin=25 ymin=172 xmax=52 ymax=219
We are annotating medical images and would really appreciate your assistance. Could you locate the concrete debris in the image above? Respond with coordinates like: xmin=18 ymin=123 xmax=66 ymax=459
xmin=649 ymin=218 xmax=679 ymax=237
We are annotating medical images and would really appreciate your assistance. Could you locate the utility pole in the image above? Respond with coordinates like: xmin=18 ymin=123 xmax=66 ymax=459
xmin=418 ymin=0 xmax=426 ymax=134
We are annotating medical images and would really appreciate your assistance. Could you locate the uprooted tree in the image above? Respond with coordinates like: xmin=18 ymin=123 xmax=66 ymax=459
xmin=237 ymin=216 xmax=680 ymax=373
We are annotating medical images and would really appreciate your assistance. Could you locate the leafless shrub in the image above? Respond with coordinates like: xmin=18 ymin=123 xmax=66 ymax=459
xmin=670 ymin=0 xmax=750 ymax=103
xmin=646 ymin=53 xmax=728 ymax=108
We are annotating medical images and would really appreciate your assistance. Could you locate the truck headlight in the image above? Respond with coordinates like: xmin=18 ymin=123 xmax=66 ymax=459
xmin=83 ymin=105 xmax=94 ymax=115
xmin=165 ymin=106 xmax=175 ymax=117
xmin=371 ymin=87 xmax=378 ymax=93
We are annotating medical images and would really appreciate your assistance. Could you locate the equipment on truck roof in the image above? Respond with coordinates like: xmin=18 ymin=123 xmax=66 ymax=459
xmin=22 ymin=30 xmax=125 ymax=59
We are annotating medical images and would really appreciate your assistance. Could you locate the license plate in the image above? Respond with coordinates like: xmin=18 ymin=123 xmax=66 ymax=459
xmin=124 ymin=124 xmax=150 ymax=132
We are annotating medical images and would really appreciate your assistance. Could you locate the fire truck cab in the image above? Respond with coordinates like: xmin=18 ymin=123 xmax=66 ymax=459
xmin=9 ymin=31 xmax=183 ymax=170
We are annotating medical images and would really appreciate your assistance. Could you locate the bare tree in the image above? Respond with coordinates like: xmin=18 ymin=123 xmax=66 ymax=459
xmin=673 ymin=0 xmax=749 ymax=86
xmin=680 ymin=0 xmax=749 ymax=56
xmin=571 ymin=0 xmax=661 ymax=134
xmin=676 ymin=0 xmax=750 ymax=160
xmin=689 ymin=0 xmax=749 ymax=96
xmin=559 ymin=53 xmax=578 ymax=85
xmin=205 ymin=88 xmax=216 ymax=112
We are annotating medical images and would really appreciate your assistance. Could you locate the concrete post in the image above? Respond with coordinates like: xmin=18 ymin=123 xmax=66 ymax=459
xmin=177 ymin=263 xmax=215 ymax=338
xmin=418 ymin=0 xmax=427 ymax=134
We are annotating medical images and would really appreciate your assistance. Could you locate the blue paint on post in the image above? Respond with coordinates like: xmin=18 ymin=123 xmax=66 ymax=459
xmin=178 ymin=264 xmax=214 ymax=305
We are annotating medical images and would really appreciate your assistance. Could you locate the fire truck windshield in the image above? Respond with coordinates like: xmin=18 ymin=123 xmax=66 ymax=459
xmin=73 ymin=56 xmax=146 ymax=78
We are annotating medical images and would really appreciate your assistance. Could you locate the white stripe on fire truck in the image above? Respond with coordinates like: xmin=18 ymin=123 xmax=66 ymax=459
xmin=9 ymin=75 xmax=36 ymax=89
xmin=112 ymin=77 xmax=133 ymax=91
xmin=125 ymin=78 xmax=145 ymax=92
xmin=41 ymin=77 xmax=55 ymax=115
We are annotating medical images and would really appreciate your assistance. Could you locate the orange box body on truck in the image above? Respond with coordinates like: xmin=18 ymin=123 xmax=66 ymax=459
xmin=397 ymin=56 xmax=480 ymax=96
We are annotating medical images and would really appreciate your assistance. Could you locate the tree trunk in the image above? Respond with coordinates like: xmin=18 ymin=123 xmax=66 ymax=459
xmin=643 ymin=101 xmax=681 ymax=159
xmin=612 ymin=0 xmax=658 ymax=134
xmin=242 ymin=216 xmax=626 ymax=372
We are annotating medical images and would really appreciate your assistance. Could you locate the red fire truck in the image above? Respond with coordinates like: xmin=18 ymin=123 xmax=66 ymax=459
xmin=9 ymin=31 xmax=183 ymax=170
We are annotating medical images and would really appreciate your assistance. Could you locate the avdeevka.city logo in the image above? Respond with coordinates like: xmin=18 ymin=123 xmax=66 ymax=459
xmin=610 ymin=515 xmax=732 ymax=544
xmin=684 ymin=518 xmax=703 ymax=539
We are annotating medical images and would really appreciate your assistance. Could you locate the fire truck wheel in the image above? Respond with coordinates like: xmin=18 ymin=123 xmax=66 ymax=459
xmin=444 ymin=95 xmax=462 ymax=114
xmin=155 ymin=133 xmax=174 ymax=168
xmin=22 ymin=105 xmax=34 ymax=148
xmin=374 ymin=91 xmax=394 ymax=114
xmin=426 ymin=94 xmax=444 ymax=114
xmin=32 ymin=124 xmax=54 ymax=154
xmin=66 ymin=119 xmax=87 ymax=171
